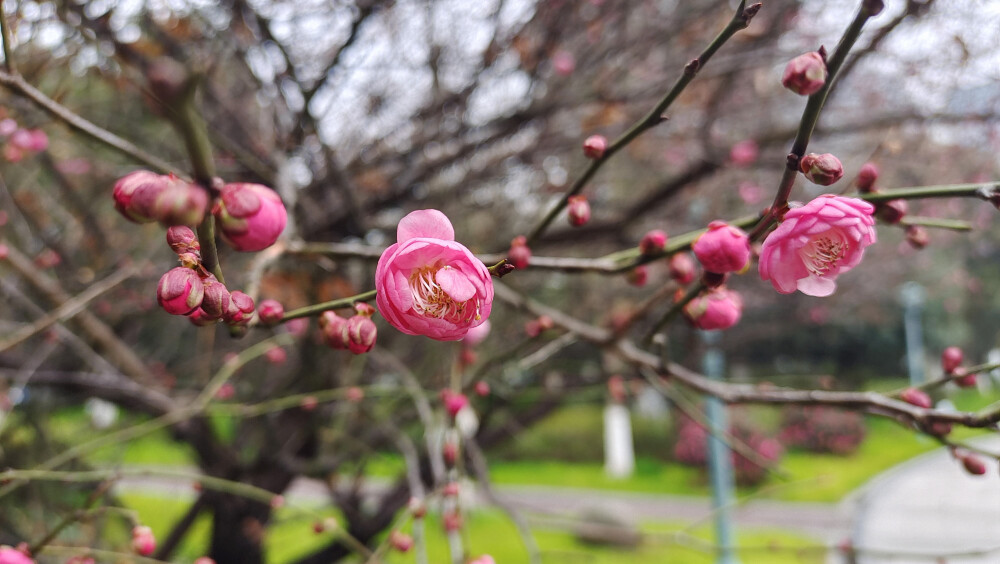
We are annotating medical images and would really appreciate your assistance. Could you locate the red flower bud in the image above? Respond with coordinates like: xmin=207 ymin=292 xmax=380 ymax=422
xmin=692 ymin=221 xmax=751 ymax=274
xmin=265 ymin=346 xmax=287 ymax=365
xmin=900 ymin=387 xmax=931 ymax=409
xmin=131 ymin=525 xmax=156 ymax=557
xmin=683 ymin=288 xmax=743 ymax=330
xmin=346 ymin=386 xmax=365 ymax=402
xmin=782 ymin=52 xmax=827 ymax=96
xmin=442 ymin=481 xmax=460 ymax=497
xmin=345 ymin=315 xmax=377 ymax=354
xmin=443 ymin=511 xmax=462 ymax=532
xmin=567 ymin=195 xmax=591 ymax=227
xmin=224 ymin=291 xmax=255 ymax=325
xmin=441 ymin=389 xmax=468 ymax=417
xmin=508 ymin=236 xmax=531 ymax=270
xmin=626 ymin=265 xmax=649 ymax=287
xmin=113 ymin=170 xmax=168 ymax=223
xmin=474 ymin=380 xmax=491 ymax=397
xmin=443 ymin=442 xmax=458 ymax=467
xmin=389 ymin=531 xmax=414 ymax=553
xmin=729 ymin=139 xmax=758 ymax=167
xmin=300 ymin=395 xmax=318 ymax=411
xmin=905 ymin=225 xmax=929 ymax=249
xmin=551 ymin=50 xmax=575 ymax=76
xmin=200 ymin=276 xmax=231 ymax=320
xmin=150 ymin=175 xmax=209 ymax=226
xmin=799 ymin=153 xmax=844 ymax=186
xmin=582 ymin=135 xmax=608 ymax=160
xmin=856 ymin=162 xmax=879 ymax=193
xmin=941 ymin=346 xmax=963 ymax=374
xmin=157 ymin=267 xmax=204 ymax=315
xmin=318 ymin=311 xmax=349 ymax=350
xmin=213 ymin=183 xmax=288 ymax=252
xmin=876 ymin=199 xmax=908 ymax=224
xmin=167 ymin=226 xmax=200 ymax=256
xmin=257 ymin=299 xmax=285 ymax=325
xmin=961 ymin=454 xmax=987 ymax=476
xmin=409 ymin=497 xmax=427 ymax=519
xmin=668 ymin=253 xmax=697 ymax=285
xmin=639 ymin=229 xmax=668 ymax=256
xmin=953 ymin=367 xmax=977 ymax=388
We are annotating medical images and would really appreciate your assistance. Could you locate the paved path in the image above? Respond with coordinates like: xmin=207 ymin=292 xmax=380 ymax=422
xmin=846 ymin=436 xmax=1000 ymax=564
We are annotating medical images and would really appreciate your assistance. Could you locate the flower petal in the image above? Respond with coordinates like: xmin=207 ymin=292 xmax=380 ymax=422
xmin=397 ymin=209 xmax=455 ymax=243
xmin=797 ymin=275 xmax=837 ymax=297
xmin=436 ymin=266 xmax=476 ymax=302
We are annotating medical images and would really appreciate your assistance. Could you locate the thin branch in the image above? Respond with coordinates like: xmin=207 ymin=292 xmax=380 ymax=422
xmin=0 ymin=71 xmax=179 ymax=174
xmin=0 ymin=257 xmax=141 ymax=353
xmin=524 ymin=2 xmax=762 ymax=246
xmin=0 ymin=2 xmax=16 ymax=74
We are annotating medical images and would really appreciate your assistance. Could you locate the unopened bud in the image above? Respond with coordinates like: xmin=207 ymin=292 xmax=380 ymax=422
xmin=582 ymin=135 xmax=608 ymax=160
xmin=157 ymin=267 xmax=205 ymax=315
xmin=508 ymin=236 xmax=531 ymax=270
xmin=474 ymin=380 xmax=491 ymax=397
xmin=692 ymin=221 xmax=751 ymax=274
xmin=224 ymin=291 xmax=255 ymax=325
xmin=214 ymin=183 xmax=288 ymax=252
xmin=799 ymin=153 xmax=844 ymax=186
xmin=409 ymin=497 xmax=427 ymax=519
xmin=346 ymin=315 xmax=377 ymax=354
xmin=346 ymin=386 xmax=365 ymax=402
xmin=668 ymin=253 xmax=697 ymax=285
xmin=900 ymin=387 xmax=931 ymax=409
xmin=131 ymin=525 xmax=157 ymax=557
xmin=151 ymin=175 xmax=209 ymax=226
xmin=113 ymin=170 xmax=168 ymax=223
xmin=389 ymin=531 xmax=414 ymax=553
xmin=941 ymin=346 xmax=963 ymax=374
xmin=319 ymin=311 xmax=349 ymax=350
xmin=639 ymin=229 xmax=668 ymax=256
xmin=257 ymin=299 xmax=285 ymax=325
xmin=961 ymin=454 xmax=987 ymax=476
xmin=877 ymin=199 xmax=908 ymax=224
xmin=953 ymin=367 xmax=977 ymax=388
xmin=729 ymin=139 xmax=758 ymax=167
xmin=200 ymin=276 xmax=231 ymax=320
xmin=627 ymin=265 xmax=649 ymax=287
xmin=443 ymin=511 xmax=463 ymax=532
xmin=567 ymin=195 xmax=591 ymax=227
xmin=442 ymin=481 xmax=460 ymax=497
xmin=441 ymin=389 xmax=468 ymax=418
xmin=443 ymin=442 xmax=458 ymax=467
xmin=856 ymin=162 xmax=879 ymax=192
xmin=905 ymin=225 xmax=929 ymax=249
xmin=781 ymin=52 xmax=827 ymax=96
xmin=166 ymin=226 xmax=200 ymax=256
xmin=683 ymin=288 xmax=743 ymax=331
xmin=265 ymin=346 xmax=287 ymax=365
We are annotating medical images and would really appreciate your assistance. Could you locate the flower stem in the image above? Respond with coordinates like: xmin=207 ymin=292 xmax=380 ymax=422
xmin=524 ymin=1 xmax=761 ymax=246
xmin=0 ymin=5 xmax=17 ymax=74
xmin=281 ymin=289 xmax=378 ymax=322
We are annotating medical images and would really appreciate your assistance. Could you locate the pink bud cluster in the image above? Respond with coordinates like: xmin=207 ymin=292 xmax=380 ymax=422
xmin=0 ymin=114 xmax=48 ymax=162
xmin=113 ymin=172 xmax=287 ymax=251
xmin=318 ymin=303 xmax=377 ymax=354
xmin=156 ymin=227 xmax=259 ymax=328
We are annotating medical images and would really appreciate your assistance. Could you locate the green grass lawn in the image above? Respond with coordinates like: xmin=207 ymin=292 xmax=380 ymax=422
xmin=49 ymin=383 xmax=998 ymax=507
xmin=121 ymin=494 xmax=824 ymax=564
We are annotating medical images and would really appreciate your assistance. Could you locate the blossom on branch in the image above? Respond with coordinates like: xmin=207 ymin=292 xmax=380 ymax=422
xmin=759 ymin=195 xmax=876 ymax=297
xmin=375 ymin=209 xmax=493 ymax=341
xmin=213 ymin=183 xmax=288 ymax=252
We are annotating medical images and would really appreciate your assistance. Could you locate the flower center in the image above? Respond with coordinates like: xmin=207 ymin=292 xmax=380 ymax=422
xmin=409 ymin=265 xmax=480 ymax=323
xmin=799 ymin=230 xmax=848 ymax=276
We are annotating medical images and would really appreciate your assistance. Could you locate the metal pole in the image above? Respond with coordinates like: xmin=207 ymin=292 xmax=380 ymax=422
xmin=702 ymin=330 xmax=741 ymax=564
xmin=900 ymin=282 xmax=926 ymax=387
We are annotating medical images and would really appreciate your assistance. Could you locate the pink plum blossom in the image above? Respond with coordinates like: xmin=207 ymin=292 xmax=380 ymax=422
xmin=582 ymin=135 xmax=608 ymax=159
xmin=759 ymin=195 xmax=876 ymax=297
xmin=692 ymin=221 xmax=751 ymax=274
xmin=375 ymin=209 xmax=493 ymax=341
xmin=683 ymin=288 xmax=743 ymax=330
xmin=213 ymin=183 xmax=288 ymax=251
xmin=257 ymin=299 xmax=285 ymax=325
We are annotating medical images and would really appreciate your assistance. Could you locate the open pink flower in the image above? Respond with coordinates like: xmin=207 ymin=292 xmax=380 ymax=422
xmin=375 ymin=209 xmax=493 ymax=341
xmin=759 ymin=195 xmax=876 ymax=297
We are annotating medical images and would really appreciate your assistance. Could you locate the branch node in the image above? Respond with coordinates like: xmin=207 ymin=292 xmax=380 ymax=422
xmin=741 ymin=3 xmax=763 ymax=26
xmin=683 ymin=58 xmax=701 ymax=77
